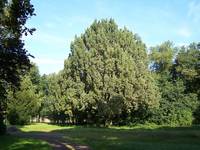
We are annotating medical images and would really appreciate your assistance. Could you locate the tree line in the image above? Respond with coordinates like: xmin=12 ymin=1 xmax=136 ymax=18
xmin=5 ymin=19 xmax=200 ymax=127
xmin=0 ymin=1 xmax=200 ymax=135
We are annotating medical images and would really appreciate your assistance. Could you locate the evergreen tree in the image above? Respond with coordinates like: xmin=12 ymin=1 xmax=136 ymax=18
xmin=63 ymin=19 xmax=160 ymax=125
xmin=7 ymin=74 xmax=41 ymax=125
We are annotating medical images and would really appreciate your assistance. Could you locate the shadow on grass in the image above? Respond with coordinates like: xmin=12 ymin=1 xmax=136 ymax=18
xmin=16 ymin=124 xmax=200 ymax=150
xmin=0 ymin=135 xmax=51 ymax=150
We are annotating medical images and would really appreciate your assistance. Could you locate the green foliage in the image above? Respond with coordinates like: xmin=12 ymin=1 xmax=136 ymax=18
xmin=44 ymin=72 xmax=71 ymax=124
xmin=7 ymin=66 xmax=41 ymax=125
xmin=175 ymin=43 xmax=200 ymax=96
xmin=150 ymin=41 xmax=175 ymax=73
xmin=0 ymin=0 xmax=35 ymax=86
xmin=149 ymin=42 xmax=199 ymax=126
xmin=174 ymin=43 xmax=200 ymax=123
xmin=0 ymin=0 xmax=35 ymax=133
xmin=39 ymin=20 xmax=199 ymax=127
xmin=59 ymin=19 xmax=160 ymax=125
xmin=0 ymin=12 xmax=198 ymax=128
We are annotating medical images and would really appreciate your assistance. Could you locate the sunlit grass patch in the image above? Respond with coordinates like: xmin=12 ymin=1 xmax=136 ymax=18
xmin=17 ymin=123 xmax=200 ymax=150
xmin=19 ymin=123 xmax=75 ymax=132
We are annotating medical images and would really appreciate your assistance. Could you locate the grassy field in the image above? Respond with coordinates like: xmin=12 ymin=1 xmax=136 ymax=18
xmin=0 ymin=134 xmax=52 ymax=150
xmin=18 ymin=123 xmax=200 ymax=150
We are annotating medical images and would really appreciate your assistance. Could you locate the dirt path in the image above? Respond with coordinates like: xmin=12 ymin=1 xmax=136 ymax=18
xmin=8 ymin=127 xmax=90 ymax=150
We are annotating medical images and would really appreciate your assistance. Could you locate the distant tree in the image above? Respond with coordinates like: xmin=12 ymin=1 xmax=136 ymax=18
xmin=41 ymin=72 xmax=72 ymax=124
xmin=29 ymin=63 xmax=41 ymax=86
xmin=0 ymin=0 xmax=35 ymax=133
xmin=174 ymin=43 xmax=200 ymax=123
xmin=27 ymin=63 xmax=43 ymax=121
xmin=149 ymin=42 xmax=198 ymax=126
xmin=37 ymin=74 xmax=49 ymax=121
xmin=150 ymin=41 xmax=175 ymax=73
xmin=174 ymin=43 xmax=200 ymax=98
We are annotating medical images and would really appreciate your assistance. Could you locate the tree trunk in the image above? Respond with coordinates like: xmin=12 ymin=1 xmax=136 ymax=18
xmin=0 ymin=104 xmax=6 ymax=134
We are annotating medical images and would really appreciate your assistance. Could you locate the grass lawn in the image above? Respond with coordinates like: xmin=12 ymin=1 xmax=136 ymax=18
xmin=19 ymin=123 xmax=200 ymax=150
xmin=0 ymin=134 xmax=52 ymax=150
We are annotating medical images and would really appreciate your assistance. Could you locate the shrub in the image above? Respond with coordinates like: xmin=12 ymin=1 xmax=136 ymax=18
xmin=7 ymin=109 xmax=30 ymax=125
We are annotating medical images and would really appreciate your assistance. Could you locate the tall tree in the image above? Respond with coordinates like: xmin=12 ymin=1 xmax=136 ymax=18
xmin=174 ymin=43 xmax=200 ymax=98
xmin=0 ymin=0 xmax=35 ymax=134
xmin=63 ymin=19 xmax=160 ymax=125
xmin=174 ymin=43 xmax=200 ymax=123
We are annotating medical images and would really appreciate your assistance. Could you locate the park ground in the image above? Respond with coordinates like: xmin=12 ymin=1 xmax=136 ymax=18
xmin=1 ymin=123 xmax=200 ymax=150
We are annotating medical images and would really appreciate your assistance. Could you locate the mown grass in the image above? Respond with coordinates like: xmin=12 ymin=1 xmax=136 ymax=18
xmin=0 ymin=134 xmax=52 ymax=150
xmin=19 ymin=123 xmax=200 ymax=150
xmin=18 ymin=123 xmax=74 ymax=132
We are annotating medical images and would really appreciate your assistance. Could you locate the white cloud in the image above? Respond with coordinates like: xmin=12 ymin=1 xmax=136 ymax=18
xmin=53 ymin=14 xmax=92 ymax=28
xmin=44 ymin=22 xmax=56 ymax=28
xmin=67 ymin=16 xmax=92 ymax=28
xmin=30 ymin=57 xmax=64 ymax=75
xmin=35 ymin=32 xmax=66 ymax=44
xmin=177 ymin=27 xmax=191 ymax=38
xmin=24 ymin=30 xmax=71 ymax=47
xmin=31 ymin=57 xmax=63 ymax=65
xmin=175 ymin=42 xmax=189 ymax=47
xmin=188 ymin=1 xmax=200 ymax=22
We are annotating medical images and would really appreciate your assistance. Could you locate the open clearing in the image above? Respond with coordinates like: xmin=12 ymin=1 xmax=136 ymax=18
xmin=3 ymin=123 xmax=200 ymax=150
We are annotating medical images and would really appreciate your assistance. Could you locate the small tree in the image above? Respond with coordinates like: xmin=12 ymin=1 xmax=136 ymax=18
xmin=7 ymin=75 xmax=41 ymax=125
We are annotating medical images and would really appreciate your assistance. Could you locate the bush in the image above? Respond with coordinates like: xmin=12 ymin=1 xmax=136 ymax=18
xmin=7 ymin=110 xmax=30 ymax=125
xmin=7 ymin=110 xmax=19 ymax=125
xmin=175 ymin=109 xmax=193 ymax=126
xmin=149 ymin=106 xmax=193 ymax=126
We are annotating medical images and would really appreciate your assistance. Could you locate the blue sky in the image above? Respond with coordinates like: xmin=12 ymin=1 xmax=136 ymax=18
xmin=24 ymin=0 xmax=200 ymax=75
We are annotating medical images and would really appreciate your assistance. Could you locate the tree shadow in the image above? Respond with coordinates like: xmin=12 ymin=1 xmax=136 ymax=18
xmin=13 ymin=125 xmax=200 ymax=150
xmin=0 ymin=134 xmax=51 ymax=150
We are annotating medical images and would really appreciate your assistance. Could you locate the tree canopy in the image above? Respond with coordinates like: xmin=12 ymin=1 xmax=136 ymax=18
xmin=0 ymin=0 xmax=35 ymax=134
xmin=0 ymin=13 xmax=199 ymax=128
xmin=45 ymin=19 xmax=160 ymax=125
